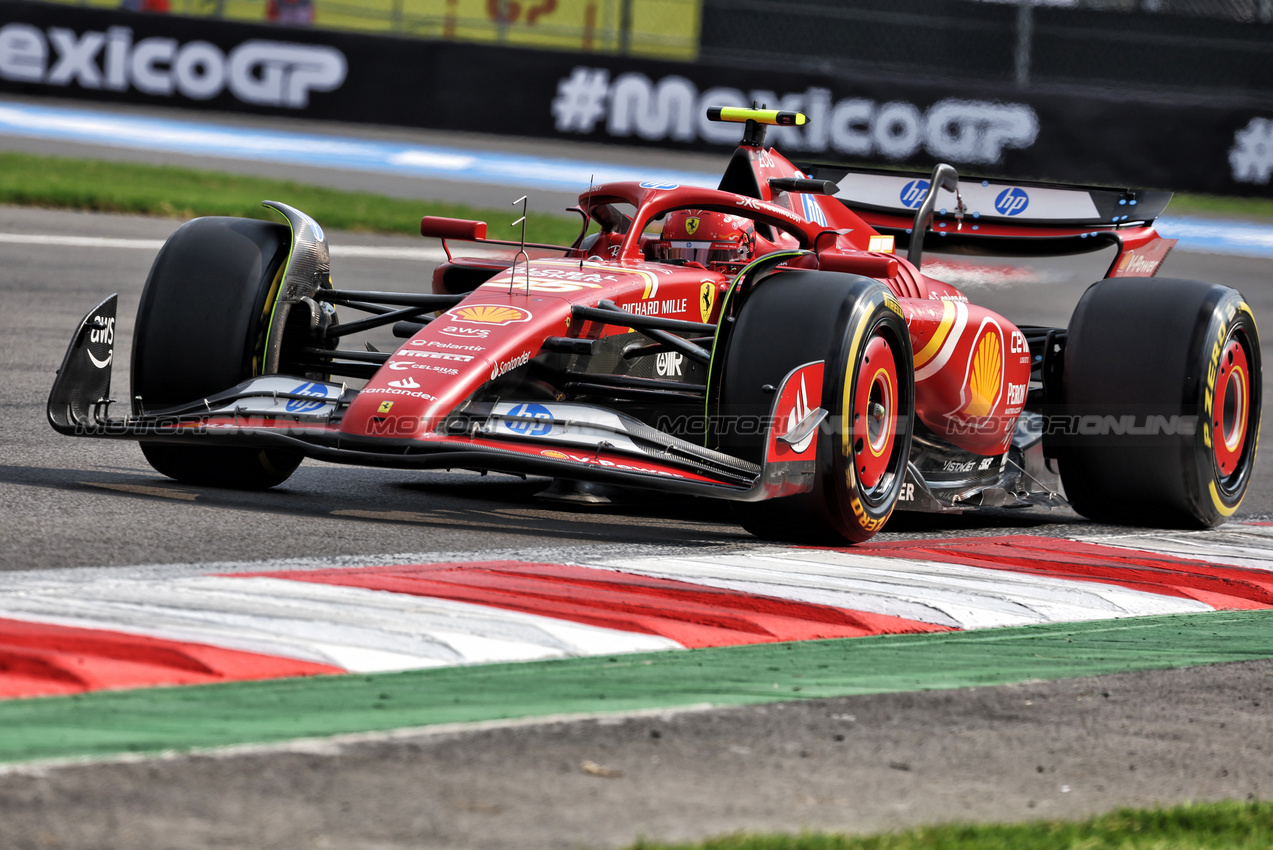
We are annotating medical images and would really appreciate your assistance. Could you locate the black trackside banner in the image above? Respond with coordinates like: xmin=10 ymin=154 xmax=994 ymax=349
xmin=1 ymin=2 xmax=1270 ymax=197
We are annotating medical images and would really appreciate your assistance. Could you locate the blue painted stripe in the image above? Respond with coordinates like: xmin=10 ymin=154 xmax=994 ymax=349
xmin=0 ymin=101 xmax=1270 ymax=258
xmin=0 ymin=101 xmax=719 ymax=193
xmin=1154 ymin=216 xmax=1273 ymax=259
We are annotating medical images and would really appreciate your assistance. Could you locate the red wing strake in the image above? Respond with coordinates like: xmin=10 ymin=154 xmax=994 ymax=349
xmin=48 ymin=108 xmax=1261 ymax=542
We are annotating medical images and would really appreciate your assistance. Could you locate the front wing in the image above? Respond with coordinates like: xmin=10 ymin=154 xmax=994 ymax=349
xmin=48 ymin=295 xmax=826 ymax=504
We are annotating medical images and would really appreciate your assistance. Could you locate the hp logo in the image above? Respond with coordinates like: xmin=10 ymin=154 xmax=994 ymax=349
xmin=285 ymin=382 xmax=329 ymax=414
xmin=899 ymin=180 xmax=930 ymax=209
xmin=504 ymin=403 xmax=554 ymax=437
xmin=994 ymin=187 xmax=1030 ymax=216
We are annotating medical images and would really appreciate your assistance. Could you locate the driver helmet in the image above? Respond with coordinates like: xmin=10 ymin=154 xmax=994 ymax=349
xmin=653 ymin=210 xmax=755 ymax=270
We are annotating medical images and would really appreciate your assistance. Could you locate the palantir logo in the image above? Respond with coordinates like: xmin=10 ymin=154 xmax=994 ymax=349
xmin=504 ymin=403 xmax=554 ymax=437
xmin=900 ymin=180 xmax=930 ymax=209
xmin=994 ymin=187 xmax=1030 ymax=216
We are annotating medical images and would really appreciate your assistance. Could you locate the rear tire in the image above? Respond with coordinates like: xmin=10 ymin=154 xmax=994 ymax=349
xmin=132 ymin=217 xmax=303 ymax=489
xmin=1049 ymin=277 xmax=1260 ymax=527
xmin=717 ymin=270 xmax=914 ymax=543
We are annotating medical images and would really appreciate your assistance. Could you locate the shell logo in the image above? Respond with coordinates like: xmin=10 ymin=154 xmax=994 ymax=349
xmin=541 ymin=450 xmax=569 ymax=459
xmin=961 ymin=328 xmax=1003 ymax=418
xmin=447 ymin=304 xmax=533 ymax=325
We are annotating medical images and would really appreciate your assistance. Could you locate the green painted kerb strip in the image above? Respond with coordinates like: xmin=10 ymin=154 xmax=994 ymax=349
xmin=4 ymin=610 xmax=1273 ymax=765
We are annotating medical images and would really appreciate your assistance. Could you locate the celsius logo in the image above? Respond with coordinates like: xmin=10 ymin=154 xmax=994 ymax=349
xmin=504 ymin=403 xmax=553 ymax=437
xmin=284 ymin=382 xmax=329 ymax=413
xmin=899 ymin=180 xmax=931 ymax=209
xmin=0 ymin=25 xmax=347 ymax=108
xmin=994 ymin=187 xmax=1030 ymax=216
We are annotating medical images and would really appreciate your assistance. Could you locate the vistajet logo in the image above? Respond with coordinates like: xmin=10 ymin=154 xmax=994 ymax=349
xmin=0 ymin=24 xmax=346 ymax=108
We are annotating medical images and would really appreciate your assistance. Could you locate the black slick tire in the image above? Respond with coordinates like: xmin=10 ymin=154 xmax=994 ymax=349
xmin=132 ymin=217 xmax=303 ymax=489
xmin=1049 ymin=277 xmax=1260 ymax=527
xmin=716 ymin=270 xmax=914 ymax=543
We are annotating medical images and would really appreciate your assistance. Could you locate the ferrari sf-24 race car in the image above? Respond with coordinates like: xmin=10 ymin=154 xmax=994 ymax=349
xmin=49 ymin=107 xmax=1261 ymax=543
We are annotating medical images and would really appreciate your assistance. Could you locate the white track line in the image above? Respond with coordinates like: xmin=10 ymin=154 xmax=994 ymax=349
xmin=0 ymin=232 xmax=447 ymax=261
xmin=0 ymin=233 xmax=164 ymax=249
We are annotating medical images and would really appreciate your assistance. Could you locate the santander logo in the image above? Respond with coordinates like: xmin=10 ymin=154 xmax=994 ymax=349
xmin=490 ymin=350 xmax=530 ymax=380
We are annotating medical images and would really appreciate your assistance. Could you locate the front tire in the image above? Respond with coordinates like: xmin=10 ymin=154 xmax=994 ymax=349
xmin=132 ymin=217 xmax=303 ymax=489
xmin=1049 ymin=277 xmax=1261 ymax=527
xmin=716 ymin=270 xmax=914 ymax=543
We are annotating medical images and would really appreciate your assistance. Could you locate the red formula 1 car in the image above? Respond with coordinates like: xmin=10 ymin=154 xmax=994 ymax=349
xmin=49 ymin=107 xmax=1261 ymax=542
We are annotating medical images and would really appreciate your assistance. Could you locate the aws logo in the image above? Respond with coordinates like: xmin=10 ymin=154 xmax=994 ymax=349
xmin=86 ymin=313 xmax=114 ymax=369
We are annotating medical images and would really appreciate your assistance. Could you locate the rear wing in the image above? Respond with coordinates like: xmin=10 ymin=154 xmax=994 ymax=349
xmin=795 ymin=162 xmax=1177 ymax=278
xmin=795 ymin=163 xmax=1173 ymax=228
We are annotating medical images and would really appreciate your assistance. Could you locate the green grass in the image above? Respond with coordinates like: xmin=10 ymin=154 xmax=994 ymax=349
xmin=1163 ymin=193 xmax=1273 ymax=222
xmin=628 ymin=800 xmax=1273 ymax=849
xmin=0 ymin=151 xmax=585 ymax=245
xmin=3 ymin=151 xmax=1273 ymax=244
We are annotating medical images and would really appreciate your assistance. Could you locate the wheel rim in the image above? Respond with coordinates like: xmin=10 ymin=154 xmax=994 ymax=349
xmin=1213 ymin=334 xmax=1251 ymax=479
xmin=852 ymin=334 xmax=899 ymax=491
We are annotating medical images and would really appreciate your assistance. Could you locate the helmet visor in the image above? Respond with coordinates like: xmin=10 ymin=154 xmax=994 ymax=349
xmin=655 ymin=240 xmax=744 ymax=266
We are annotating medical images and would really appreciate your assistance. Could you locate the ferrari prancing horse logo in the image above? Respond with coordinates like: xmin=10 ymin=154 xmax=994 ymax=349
xmin=685 ymin=217 xmax=700 ymax=235
xmin=699 ymin=280 xmax=716 ymax=322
